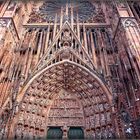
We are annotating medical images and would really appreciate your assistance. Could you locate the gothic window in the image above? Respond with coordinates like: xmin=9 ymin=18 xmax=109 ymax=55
xmin=38 ymin=1 xmax=97 ymax=23
xmin=105 ymin=31 xmax=111 ymax=46
xmin=92 ymin=30 xmax=98 ymax=49
xmin=0 ymin=1 xmax=3 ymax=10
xmin=133 ymin=2 xmax=140 ymax=18
xmin=80 ymin=28 xmax=84 ymax=43
xmin=129 ymin=2 xmax=140 ymax=20
xmin=33 ymin=30 xmax=42 ymax=55
xmin=86 ymin=29 xmax=92 ymax=55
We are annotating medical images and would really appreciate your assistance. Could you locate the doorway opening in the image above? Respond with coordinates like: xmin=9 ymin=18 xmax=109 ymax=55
xmin=68 ymin=127 xmax=84 ymax=139
xmin=47 ymin=127 xmax=63 ymax=139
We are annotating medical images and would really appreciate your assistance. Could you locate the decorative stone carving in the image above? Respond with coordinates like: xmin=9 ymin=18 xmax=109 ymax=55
xmin=123 ymin=19 xmax=136 ymax=28
xmin=28 ymin=1 xmax=101 ymax=23
xmin=2 ymin=0 xmax=140 ymax=139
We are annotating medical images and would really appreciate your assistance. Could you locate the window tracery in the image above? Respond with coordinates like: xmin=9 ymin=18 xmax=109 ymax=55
xmin=27 ymin=1 xmax=106 ymax=24
xmin=0 ymin=0 xmax=139 ymax=138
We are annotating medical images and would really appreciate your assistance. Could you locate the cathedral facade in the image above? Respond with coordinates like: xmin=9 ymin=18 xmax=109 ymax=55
xmin=0 ymin=0 xmax=140 ymax=139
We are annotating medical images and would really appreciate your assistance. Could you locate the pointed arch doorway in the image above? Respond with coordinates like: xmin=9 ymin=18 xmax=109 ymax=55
xmin=46 ymin=89 xmax=85 ymax=139
xmin=12 ymin=61 xmax=114 ymax=139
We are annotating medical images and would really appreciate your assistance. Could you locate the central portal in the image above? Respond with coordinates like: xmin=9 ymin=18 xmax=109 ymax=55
xmin=47 ymin=90 xmax=85 ymax=139
xmin=47 ymin=90 xmax=84 ymax=127
xmin=14 ymin=61 xmax=113 ymax=139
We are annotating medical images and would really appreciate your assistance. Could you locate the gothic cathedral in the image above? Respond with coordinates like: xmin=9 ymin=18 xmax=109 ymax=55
xmin=0 ymin=0 xmax=140 ymax=139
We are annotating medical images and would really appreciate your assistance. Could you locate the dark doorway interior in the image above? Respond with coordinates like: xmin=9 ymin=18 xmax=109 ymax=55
xmin=68 ymin=127 xmax=84 ymax=139
xmin=47 ymin=127 xmax=63 ymax=139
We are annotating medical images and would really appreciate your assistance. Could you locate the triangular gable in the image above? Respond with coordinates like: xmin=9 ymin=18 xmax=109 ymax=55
xmin=34 ymin=21 xmax=95 ymax=72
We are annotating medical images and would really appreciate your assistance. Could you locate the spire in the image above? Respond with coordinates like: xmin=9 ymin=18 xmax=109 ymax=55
xmin=35 ymin=20 xmax=95 ymax=73
xmin=64 ymin=1 xmax=69 ymax=22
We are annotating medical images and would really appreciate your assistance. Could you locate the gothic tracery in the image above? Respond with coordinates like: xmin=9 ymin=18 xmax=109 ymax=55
xmin=0 ymin=0 xmax=140 ymax=139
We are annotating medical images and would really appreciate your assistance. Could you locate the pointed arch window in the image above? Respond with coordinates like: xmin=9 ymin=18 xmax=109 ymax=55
xmin=129 ymin=2 xmax=140 ymax=20
xmin=133 ymin=2 xmax=140 ymax=18
xmin=91 ymin=30 xmax=98 ymax=49
xmin=0 ymin=1 xmax=3 ymax=11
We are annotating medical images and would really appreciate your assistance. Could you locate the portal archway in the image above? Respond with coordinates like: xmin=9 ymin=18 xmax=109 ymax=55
xmin=12 ymin=60 xmax=115 ymax=139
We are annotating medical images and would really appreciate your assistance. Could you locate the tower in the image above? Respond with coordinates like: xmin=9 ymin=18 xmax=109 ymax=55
xmin=0 ymin=0 xmax=140 ymax=139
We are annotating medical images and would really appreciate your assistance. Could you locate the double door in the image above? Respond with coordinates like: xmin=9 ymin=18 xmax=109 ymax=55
xmin=47 ymin=127 xmax=84 ymax=139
